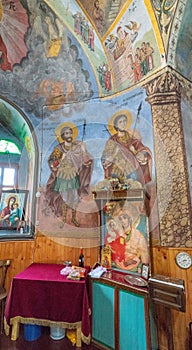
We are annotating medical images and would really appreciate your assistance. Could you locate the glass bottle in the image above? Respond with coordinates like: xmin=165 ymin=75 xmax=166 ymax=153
xmin=79 ymin=248 xmax=84 ymax=267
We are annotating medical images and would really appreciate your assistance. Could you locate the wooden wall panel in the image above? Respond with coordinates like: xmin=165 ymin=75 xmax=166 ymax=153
xmin=152 ymin=247 xmax=192 ymax=350
xmin=33 ymin=233 xmax=100 ymax=266
xmin=0 ymin=240 xmax=35 ymax=291
xmin=0 ymin=232 xmax=100 ymax=293
xmin=2 ymin=239 xmax=192 ymax=349
xmin=151 ymin=247 xmax=169 ymax=275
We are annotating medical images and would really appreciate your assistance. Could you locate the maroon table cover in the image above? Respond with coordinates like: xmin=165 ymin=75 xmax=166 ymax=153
xmin=5 ymin=263 xmax=90 ymax=342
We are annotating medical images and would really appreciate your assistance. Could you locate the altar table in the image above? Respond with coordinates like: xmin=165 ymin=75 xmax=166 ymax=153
xmin=4 ymin=263 xmax=91 ymax=347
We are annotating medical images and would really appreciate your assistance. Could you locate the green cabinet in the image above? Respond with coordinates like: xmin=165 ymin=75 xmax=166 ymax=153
xmin=119 ymin=289 xmax=147 ymax=350
xmin=91 ymin=273 xmax=158 ymax=350
xmin=92 ymin=282 xmax=115 ymax=349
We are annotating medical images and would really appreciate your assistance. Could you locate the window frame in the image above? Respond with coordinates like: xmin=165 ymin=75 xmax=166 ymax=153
xmin=0 ymin=163 xmax=19 ymax=191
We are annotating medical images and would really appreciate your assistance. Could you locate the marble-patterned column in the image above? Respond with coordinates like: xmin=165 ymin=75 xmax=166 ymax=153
xmin=145 ymin=69 xmax=192 ymax=247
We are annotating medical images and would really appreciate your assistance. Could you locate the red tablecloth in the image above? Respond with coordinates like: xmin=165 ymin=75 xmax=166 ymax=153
xmin=4 ymin=263 xmax=90 ymax=344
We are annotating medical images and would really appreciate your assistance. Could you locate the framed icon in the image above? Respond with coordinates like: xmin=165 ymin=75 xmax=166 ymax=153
xmin=141 ymin=264 xmax=149 ymax=280
xmin=0 ymin=189 xmax=28 ymax=230
xmin=101 ymin=246 xmax=112 ymax=269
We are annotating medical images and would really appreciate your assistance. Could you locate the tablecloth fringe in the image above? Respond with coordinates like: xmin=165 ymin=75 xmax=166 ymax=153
xmin=6 ymin=316 xmax=90 ymax=344
xmin=81 ymin=331 xmax=91 ymax=345
xmin=10 ymin=316 xmax=82 ymax=329
xmin=4 ymin=317 xmax=10 ymax=336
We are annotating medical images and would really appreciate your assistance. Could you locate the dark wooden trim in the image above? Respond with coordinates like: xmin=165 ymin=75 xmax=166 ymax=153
xmin=144 ymin=296 xmax=151 ymax=350
xmin=114 ymin=287 xmax=119 ymax=350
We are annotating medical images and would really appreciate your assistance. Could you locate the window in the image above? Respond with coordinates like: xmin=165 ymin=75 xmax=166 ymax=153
xmin=0 ymin=97 xmax=38 ymax=240
xmin=0 ymin=140 xmax=20 ymax=191
xmin=0 ymin=164 xmax=18 ymax=191
xmin=0 ymin=140 xmax=20 ymax=154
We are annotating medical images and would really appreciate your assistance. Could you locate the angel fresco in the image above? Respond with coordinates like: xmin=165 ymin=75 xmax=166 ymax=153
xmin=0 ymin=0 xmax=28 ymax=71
xmin=125 ymin=21 xmax=141 ymax=43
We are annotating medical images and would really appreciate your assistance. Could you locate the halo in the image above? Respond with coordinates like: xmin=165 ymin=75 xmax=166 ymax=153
xmin=113 ymin=201 xmax=140 ymax=226
xmin=5 ymin=195 xmax=18 ymax=205
xmin=108 ymin=110 xmax=133 ymax=135
xmin=55 ymin=122 xmax=78 ymax=143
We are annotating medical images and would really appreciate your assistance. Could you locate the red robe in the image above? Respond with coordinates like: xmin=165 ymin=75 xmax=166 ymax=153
xmin=0 ymin=36 xmax=11 ymax=71
xmin=102 ymin=132 xmax=152 ymax=185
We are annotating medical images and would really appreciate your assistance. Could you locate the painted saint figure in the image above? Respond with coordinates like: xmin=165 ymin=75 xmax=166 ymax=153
xmin=104 ymin=218 xmax=125 ymax=263
xmin=115 ymin=208 xmax=149 ymax=273
xmin=8 ymin=203 xmax=20 ymax=227
xmin=92 ymin=0 xmax=105 ymax=34
xmin=104 ymin=202 xmax=150 ymax=273
xmin=0 ymin=196 xmax=16 ymax=227
xmin=45 ymin=122 xmax=93 ymax=227
xmin=101 ymin=110 xmax=152 ymax=186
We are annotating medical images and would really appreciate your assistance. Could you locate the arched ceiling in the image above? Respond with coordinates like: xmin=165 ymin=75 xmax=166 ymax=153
xmin=0 ymin=0 xmax=191 ymax=127
xmin=44 ymin=0 xmax=192 ymax=92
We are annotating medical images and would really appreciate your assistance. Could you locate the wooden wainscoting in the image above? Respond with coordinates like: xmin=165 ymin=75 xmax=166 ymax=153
xmin=0 ymin=240 xmax=35 ymax=291
xmin=33 ymin=231 xmax=100 ymax=266
xmin=1 ymin=239 xmax=191 ymax=349
xmin=0 ymin=230 xmax=100 ymax=294
xmin=152 ymin=247 xmax=192 ymax=350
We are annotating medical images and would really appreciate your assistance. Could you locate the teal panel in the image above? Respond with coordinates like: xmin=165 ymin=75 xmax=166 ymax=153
xmin=92 ymin=281 xmax=115 ymax=349
xmin=119 ymin=290 xmax=147 ymax=350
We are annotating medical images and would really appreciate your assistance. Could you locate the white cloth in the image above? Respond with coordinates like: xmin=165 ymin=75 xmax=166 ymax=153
xmin=89 ymin=266 xmax=107 ymax=278
xmin=60 ymin=266 xmax=72 ymax=275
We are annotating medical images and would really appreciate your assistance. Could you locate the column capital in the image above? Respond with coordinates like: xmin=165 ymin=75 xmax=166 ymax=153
xmin=145 ymin=70 xmax=181 ymax=105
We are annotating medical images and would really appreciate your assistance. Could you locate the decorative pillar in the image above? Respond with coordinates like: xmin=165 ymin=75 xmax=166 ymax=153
xmin=145 ymin=69 xmax=192 ymax=247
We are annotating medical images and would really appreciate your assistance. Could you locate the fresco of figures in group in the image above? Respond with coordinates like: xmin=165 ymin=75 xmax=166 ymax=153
xmin=0 ymin=0 xmax=163 ymax=117
xmin=2 ymin=0 xmax=190 ymax=245
xmin=38 ymin=97 xmax=155 ymax=240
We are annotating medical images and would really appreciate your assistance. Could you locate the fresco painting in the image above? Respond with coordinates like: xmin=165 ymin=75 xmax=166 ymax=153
xmin=0 ymin=1 xmax=192 ymax=346
xmin=0 ymin=0 xmax=159 ymax=247
xmin=104 ymin=1 xmax=162 ymax=90
xmin=44 ymin=121 xmax=94 ymax=228
xmin=36 ymin=94 xmax=155 ymax=244
xmin=0 ymin=0 xmax=29 ymax=71
xmin=0 ymin=0 xmax=191 ymax=265
xmin=175 ymin=0 xmax=192 ymax=80
xmin=0 ymin=0 xmax=164 ymax=115
xmin=76 ymin=0 xmax=128 ymax=37
xmin=45 ymin=0 xmax=163 ymax=93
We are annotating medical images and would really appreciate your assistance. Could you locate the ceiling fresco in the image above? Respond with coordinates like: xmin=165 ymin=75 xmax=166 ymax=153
xmin=44 ymin=0 xmax=191 ymax=92
xmin=0 ymin=1 xmax=190 ymax=111
xmin=76 ymin=0 xmax=128 ymax=38
xmin=0 ymin=0 xmax=191 ymax=127
xmin=0 ymin=0 xmax=29 ymax=70
xmin=45 ymin=0 xmax=165 ymax=94
xmin=152 ymin=0 xmax=178 ymax=47
xmin=0 ymin=0 xmax=191 ymax=239
xmin=174 ymin=0 xmax=192 ymax=81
